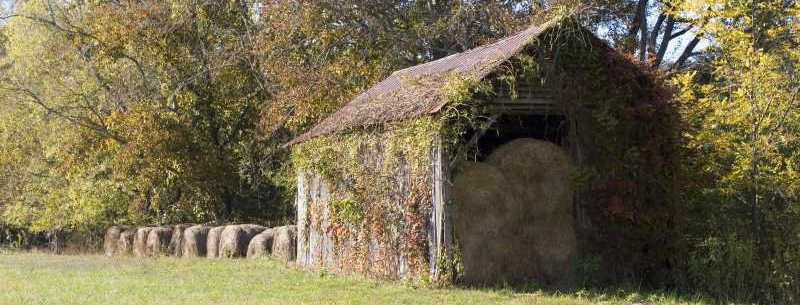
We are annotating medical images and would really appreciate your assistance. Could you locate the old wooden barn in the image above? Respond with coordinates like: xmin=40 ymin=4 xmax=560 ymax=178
xmin=288 ymin=16 xmax=678 ymax=287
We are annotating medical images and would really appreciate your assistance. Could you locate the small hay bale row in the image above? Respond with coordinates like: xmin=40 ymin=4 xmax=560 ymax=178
xmin=246 ymin=225 xmax=297 ymax=261
xmin=183 ymin=225 xmax=211 ymax=258
xmin=104 ymin=226 xmax=133 ymax=257
xmin=103 ymin=224 xmax=297 ymax=262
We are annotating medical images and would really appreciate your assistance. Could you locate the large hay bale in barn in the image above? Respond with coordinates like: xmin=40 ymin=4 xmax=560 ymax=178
xmin=485 ymin=139 xmax=574 ymax=216
xmin=454 ymin=162 xmax=534 ymax=285
xmin=182 ymin=225 xmax=211 ymax=258
xmin=206 ymin=226 xmax=226 ymax=258
xmin=168 ymin=224 xmax=193 ymax=257
xmin=117 ymin=229 xmax=136 ymax=256
xmin=219 ymin=224 xmax=266 ymax=258
xmin=453 ymin=138 xmax=576 ymax=287
xmin=104 ymin=226 xmax=131 ymax=257
xmin=133 ymin=227 xmax=154 ymax=258
xmin=525 ymin=218 xmax=577 ymax=283
xmin=487 ymin=139 xmax=576 ymax=284
xmin=247 ymin=229 xmax=274 ymax=258
xmin=271 ymin=225 xmax=297 ymax=262
xmin=146 ymin=226 xmax=174 ymax=257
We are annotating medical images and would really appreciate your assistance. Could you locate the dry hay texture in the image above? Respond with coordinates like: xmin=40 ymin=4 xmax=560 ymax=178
xmin=271 ymin=225 xmax=297 ymax=262
xmin=219 ymin=225 xmax=266 ymax=258
xmin=453 ymin=138 xmax=576 ymax=287
xmin=246 ymin=229 xmax=274 ymax=258
xmin=133 ymin=227 xmax=154 ymax=258
xmin=146 ymin=226 xmax=174 ymax=257
xmin=206 ymin=226 xmax=226 ymax=258
xmin=104 ymin=226 xmax=132 ymax=257
xmin=182 ymin=225 xmax=211 ymax=258
xmin=116 ymin=228 xmax=136 ymax=256
xmin=168 ymin=224 xmax=193 ymax=257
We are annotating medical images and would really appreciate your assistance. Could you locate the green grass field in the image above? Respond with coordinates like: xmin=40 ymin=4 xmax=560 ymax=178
xmin=0 ymin=252 xmax=709 ymax=305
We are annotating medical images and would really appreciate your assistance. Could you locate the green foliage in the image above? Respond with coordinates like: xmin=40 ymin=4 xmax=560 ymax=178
xmin=511 ymin=21 xmax=683 ymax=287
xmin=687 ymin=237 xmax=761 ymax=302
xmin=256 ymin=0 xmax=533 ymax=134
xmin=0 ymin=0 xmax=290 ymax=236
xmin=329 ymin=196 xmax=363 ymax=225
xmin=674 ymin=0 xmax=800 ymax=302
xmin=0 ymin=0 xmax=537 ymax=245
xmin=292 ymin=116 xmax=442 ymax=280
xmin=573 ymin=256 xmax=603 ymax=288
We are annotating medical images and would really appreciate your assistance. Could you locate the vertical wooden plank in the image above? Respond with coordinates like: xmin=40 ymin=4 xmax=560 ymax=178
xmin=320 ymin=179 xmax=334 ymax=267
xmin=441 ymin=138 xmax=454 ymax=280
xmin=296 ymin=171 xmax=309 ymax=267
xmin=308 ymin=176 xmax=321 ymax=268
xmin=428 ymin=138 xmax=440 ymax=278
xmin=429 ymin=135 xmax=452 ymax=279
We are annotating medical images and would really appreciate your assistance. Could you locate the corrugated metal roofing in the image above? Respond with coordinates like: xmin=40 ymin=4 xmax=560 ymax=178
xmin=287 ymin=19 xmax=558 ymax=146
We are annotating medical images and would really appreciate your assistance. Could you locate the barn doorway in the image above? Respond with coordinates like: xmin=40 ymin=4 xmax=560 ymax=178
xmin=452 ymin=111 xmax=577 ymax=287
xmin=462 ymin=113 xmax=568 ymax=161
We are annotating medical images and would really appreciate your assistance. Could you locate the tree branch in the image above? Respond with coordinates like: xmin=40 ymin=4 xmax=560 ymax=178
xmin=1 ymin=85 xmax=128 ymax=144
xmin=654 ymin=16 xmax=676 ymax=67
xmin=649 ymin=14 xmax=666 ymax=53
xmin=673 ymin=36 xmax=701 ymax=68
xmin=637 ymin=0 xmax=649 ymax=63
xmin=670 ymin=25 xmax=693 ymax=40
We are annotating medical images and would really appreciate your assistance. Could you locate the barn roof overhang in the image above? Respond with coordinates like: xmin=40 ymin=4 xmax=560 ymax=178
xmin=287 ymin=15 xmax=601 ymax=147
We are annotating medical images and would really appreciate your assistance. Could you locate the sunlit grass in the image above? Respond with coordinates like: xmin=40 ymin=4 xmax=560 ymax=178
xmin=0 ymin=252 xmax=711 ymax=305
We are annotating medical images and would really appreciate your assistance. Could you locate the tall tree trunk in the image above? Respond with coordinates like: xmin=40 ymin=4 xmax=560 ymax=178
xmin=637 ymin=0 xmax=648 ymax=63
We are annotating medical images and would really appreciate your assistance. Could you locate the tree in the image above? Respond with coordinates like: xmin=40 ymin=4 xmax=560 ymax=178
xmin=0 ymin=0 xmax=124 ymax=235
xmin=0 ymin=0 xmax=290 ymax=234
xmin=528 ymin=0 xmax=705 ymax=69
xmin=256 ymin=0 xmax=533 ymax=135
xmin=675 ymin=0 xmax=800 ymax=302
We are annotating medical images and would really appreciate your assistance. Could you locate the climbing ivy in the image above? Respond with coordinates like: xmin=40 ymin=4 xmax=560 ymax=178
xmin=293 ymin=16 xmax=681 ymax=287
xmin=292 ymin=116 xmax=441 ymax=281
xmin=525 ymin=20 xmax=682 ymax=286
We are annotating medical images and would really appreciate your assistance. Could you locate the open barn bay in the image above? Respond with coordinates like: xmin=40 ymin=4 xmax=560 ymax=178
xmin=0 ymin=252 xmax=708 ymax=305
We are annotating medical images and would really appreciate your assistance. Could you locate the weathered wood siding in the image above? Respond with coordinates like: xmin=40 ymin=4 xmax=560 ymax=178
xmin=429 ymin=137 xmax=452 ymax=278
xmin=295 ymin=138 xmax=450 ymax=281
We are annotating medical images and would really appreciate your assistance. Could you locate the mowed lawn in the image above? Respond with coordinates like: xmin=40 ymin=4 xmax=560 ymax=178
xmin=0 ymin=252 xmax=708 ymax=305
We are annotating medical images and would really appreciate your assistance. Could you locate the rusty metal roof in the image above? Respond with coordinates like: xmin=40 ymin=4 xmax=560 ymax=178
xmin=287 ymin=19 xmax=558 ymax=146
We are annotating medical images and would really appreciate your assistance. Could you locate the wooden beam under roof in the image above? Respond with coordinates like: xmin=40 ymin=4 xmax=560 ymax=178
xmin=483 ymin=97 xmax=562 ymax=115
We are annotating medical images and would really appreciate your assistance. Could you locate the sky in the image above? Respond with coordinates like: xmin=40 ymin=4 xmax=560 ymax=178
xmin=0 ymin=0 xmax=14 ymax=25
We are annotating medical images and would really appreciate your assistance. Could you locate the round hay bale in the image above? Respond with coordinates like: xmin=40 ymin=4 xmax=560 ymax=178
xmin=247 ymin=229 xmax=274 ymax=258
xmin=453 ymin=139 xmax=577 ymax=287
xmin=146 ymin=226 xmax=174 ymax=257
xmin=271 ymin=225 xmax=297 ymax=262
xmin=240 ymin=224 xmax=267 ymax=238
xmin=219 ymin=224 xmax=266 ymax=258
xmin=527 ymin=217 xmax=576 ymax=284
xmin=453 ymin=162 xmax=532 ymax=285
xmin=133 ymin=227 xmax=154 ymax=258
xmin=104 ymin=226 xmax=131 ymax=257
xmin=116 ymin=229 xmax=136 ymax=256
xmin=485 ymin=138 xmax=574 ymax=215
xmin=206 ymin=226 xmax=226 ymax=258
xmin=168 ymin=224 xmax=193 ymax=257
xmin=182 ymin=225 xmax=211 ymax=258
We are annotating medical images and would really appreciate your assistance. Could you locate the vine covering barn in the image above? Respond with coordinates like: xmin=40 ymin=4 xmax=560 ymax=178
xmin=289 ymin=15 xmax=680 ymax=287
